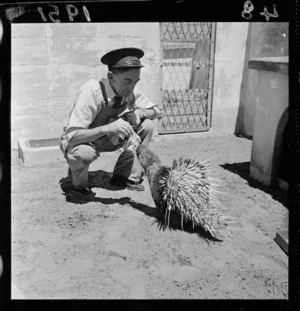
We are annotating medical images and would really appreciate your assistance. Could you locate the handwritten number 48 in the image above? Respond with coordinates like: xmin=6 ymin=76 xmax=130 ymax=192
xmin=242 ymin=1 xmax=279 ymax=21
xmin=37 ymin=4 xmax=91 ymax=22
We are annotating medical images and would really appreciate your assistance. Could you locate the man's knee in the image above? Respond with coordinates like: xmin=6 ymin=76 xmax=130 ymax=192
xmin=66 ymin=144 xmax=99 ymax=166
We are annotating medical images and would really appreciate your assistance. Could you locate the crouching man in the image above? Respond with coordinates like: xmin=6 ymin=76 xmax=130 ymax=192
xmin=60 ymin=48 xmax=162 ymax=201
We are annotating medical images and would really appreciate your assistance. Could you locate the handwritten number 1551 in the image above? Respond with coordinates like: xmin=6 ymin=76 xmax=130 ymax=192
xmin=37 ymin=4 xmax=91 ymax=22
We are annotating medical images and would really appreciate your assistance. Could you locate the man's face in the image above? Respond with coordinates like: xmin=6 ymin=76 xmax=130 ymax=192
xmin=109 ymin=68 xmax=141 ymax=97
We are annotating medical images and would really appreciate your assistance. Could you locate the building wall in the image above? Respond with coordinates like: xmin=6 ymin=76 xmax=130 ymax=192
xmin=11 ymin=23 xmax=161 ymax=149
xmin=235 ymin=22 xmax=289 ymax=138
xmin=249 ymin=63 xmax=289 ymax=186
xmin=11 ymin=22 xmax=269 ymax=151
xmin=211 ymin=22 xmax=249 ymax=135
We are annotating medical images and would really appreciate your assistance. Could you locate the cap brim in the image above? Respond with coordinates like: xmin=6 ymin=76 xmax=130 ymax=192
xmin=101 ymin=47 xmax=144 ymax=67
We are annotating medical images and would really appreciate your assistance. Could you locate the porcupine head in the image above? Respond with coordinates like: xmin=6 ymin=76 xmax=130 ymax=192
xmin=136 ymin=145 xmax=170 ymax=211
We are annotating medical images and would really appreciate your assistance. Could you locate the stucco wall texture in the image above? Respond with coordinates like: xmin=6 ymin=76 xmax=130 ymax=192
xmin=11 ymin=23 xmax=161 ymax=149
xmin=250 ymin=66 xmax=289 ymax=186
xmin=211 ymin=22 xmax=249 ymax=135
xmin=11 ymin=22 xmax=252 ymax=150
xmin=236 ymin=22 xmax=289 ymax=138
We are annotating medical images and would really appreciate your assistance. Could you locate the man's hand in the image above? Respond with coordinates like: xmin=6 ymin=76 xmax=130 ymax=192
xmin=124 ymin=110 xmax=145 ymax=128
xmin=107 ymin=118 xmax=134 ymax=138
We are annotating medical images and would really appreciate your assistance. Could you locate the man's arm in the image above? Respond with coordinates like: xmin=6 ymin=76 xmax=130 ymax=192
xmin=132 ymin=88 xmax=162 ymax=123
xmin=120 ymin=107 xmax=161 ymax=130
xmin=135 ymin=106 xmax=162 ymax=120
xmin=66 ymin=80 xmax=135 ymax=147
xmin=68 ymin=118 xmax=134 ymax=147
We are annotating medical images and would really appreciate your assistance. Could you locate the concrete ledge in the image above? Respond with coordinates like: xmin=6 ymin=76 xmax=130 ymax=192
xmin=248 ymin=57 xmax=288 ymax=75
xmin=18 ymin=138 xmax=65 ymax=167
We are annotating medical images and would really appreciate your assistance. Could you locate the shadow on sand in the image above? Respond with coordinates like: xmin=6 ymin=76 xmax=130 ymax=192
xmin=220 ymin=162 xmax=288 ymax=208
xmin=59 ymin=169 xmax=222 ymax=242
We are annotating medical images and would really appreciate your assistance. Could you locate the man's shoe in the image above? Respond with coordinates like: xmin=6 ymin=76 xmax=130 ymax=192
xmin=125 ymin=181 xmax=145 ymax=191
xmin=111 ymin=176 xmax=144 ymax=191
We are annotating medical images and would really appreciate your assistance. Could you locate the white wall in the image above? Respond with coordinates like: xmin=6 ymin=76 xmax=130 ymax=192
xmin=235 ymin=22 xmax=289 ymax=138
xmin=211 ymin=23 xmax=249 ymax=135
xmin=11 ymin=23 xmax=161 ymax=149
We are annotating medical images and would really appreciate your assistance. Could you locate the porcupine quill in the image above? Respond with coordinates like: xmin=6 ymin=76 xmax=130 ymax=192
xmin=136 ymin=145 xmax=231 ymax=241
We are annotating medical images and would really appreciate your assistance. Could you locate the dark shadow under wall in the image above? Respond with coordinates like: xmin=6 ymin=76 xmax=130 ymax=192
xmin=220 ymin=162 xmax=289 ymax=208
xmin=275 ymin=109 xmax=291 ymax=183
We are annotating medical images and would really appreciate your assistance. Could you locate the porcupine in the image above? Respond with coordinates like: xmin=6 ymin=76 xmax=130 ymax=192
xmin=136 ymin=145 xmax=229 ymax=241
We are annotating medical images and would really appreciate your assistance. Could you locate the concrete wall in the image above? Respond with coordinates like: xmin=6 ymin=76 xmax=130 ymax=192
xmin=13 ymin=22 xmax=280 ymax=149
xmin=211 ymin=23 xmax=249 ymax=135
xmin=249 ymin=58 xmax=289 ymax=186
xmin=11 ymin=23 xmax=161 ymax=149
xmin=235 ymin=23 xmax=289 ymax=138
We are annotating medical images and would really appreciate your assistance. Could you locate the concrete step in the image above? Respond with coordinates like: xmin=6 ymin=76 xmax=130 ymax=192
xmin=18 ymin=137 xmax=65 ymax=167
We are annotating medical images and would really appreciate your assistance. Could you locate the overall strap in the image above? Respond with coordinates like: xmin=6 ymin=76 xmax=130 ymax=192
xmin=99 ymin=80 xmax=109 ymax=106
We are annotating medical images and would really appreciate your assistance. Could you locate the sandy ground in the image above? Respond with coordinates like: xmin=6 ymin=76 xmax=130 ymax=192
xmin=11 ymin=134 xmax=288 ymax=300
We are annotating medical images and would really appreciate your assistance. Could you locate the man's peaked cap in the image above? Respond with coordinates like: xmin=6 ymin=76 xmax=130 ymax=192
xmin=101 ymin=48 xmax=144 ymax=70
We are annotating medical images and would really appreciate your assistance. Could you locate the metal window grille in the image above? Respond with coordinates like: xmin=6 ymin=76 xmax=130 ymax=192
xmin=159 ymin=22 xmax=216 ymax=134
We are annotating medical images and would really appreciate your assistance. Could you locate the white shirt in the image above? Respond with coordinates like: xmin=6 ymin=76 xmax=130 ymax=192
xmin=64 ymin=78 xmax=160 ymax=144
